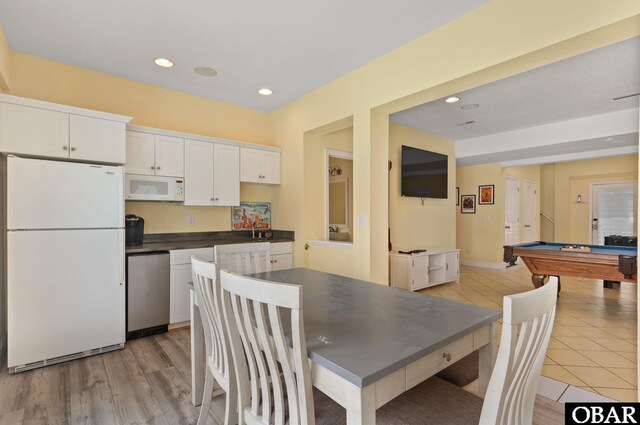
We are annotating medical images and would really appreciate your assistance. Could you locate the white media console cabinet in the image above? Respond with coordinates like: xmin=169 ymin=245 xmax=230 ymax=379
xmin=389 ymin=249 xmax=460 ymax=291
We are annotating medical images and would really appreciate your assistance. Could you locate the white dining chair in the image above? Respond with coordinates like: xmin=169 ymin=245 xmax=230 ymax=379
xmin=220 ymin=269 xmax=343 ymax=425
xmin=214 ymin=242 xmax=271 ymax=275
xmin=371 ymin=277 xmax=559 ymax=425
xmin=191 ymin=256 xmax=237 ymax=425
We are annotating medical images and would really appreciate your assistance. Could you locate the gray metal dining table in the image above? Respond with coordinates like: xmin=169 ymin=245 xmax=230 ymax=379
xmin=189 ymin=267 xmax=501 ymax=425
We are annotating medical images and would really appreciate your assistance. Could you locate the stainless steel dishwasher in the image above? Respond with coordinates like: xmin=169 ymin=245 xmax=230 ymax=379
xmin=126 ymin=252 xmax=170 ymax=340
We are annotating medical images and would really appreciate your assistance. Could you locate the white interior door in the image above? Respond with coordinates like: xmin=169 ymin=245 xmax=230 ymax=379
xmin=504 ymin=177 xmax=520 ymax=245
xmin=523 ymin=179 xmax=537 ymax=243
xmin=591 ymin=181 xmax=637 ymax=245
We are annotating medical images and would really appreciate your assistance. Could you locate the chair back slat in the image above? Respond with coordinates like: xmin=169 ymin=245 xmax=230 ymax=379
xmin=221 ymin=270 xmax=314 ymax=425
xmin=215 ymin=242 xmax=271 ymax=275
xmin=191 ymin=257 xmax=231 ymax=385
xmin=480 ymin=278 xmax=558 ymax=425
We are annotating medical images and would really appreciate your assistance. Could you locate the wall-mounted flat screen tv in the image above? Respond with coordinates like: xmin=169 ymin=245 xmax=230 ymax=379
xmin=401 ymin=145 xmax=448 ymax=199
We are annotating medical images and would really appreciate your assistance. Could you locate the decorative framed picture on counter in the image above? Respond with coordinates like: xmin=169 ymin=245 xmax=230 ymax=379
xmin=479 ymin=184 xmax=495 ymax=205
xmin=231 ymin=202 xmax=271 ymax=230
xmin=461 ymin=194 xmax=476 ymax=214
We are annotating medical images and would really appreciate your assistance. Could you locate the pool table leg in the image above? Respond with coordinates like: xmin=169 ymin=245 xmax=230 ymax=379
xmin=531 ymin=274 xmax=561 ymax=296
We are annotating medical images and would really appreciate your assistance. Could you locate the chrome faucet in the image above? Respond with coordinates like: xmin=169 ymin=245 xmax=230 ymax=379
xmin=252 ymin=222 xmax=256 ymax=239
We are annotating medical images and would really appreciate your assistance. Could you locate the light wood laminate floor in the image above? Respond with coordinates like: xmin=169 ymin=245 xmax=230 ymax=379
xmin=0 ymin=327 xmax=566 ymax=424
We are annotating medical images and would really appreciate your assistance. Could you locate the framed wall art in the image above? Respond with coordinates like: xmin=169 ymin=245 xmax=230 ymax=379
xmin=461 ymin=194 xmax=476 ymax=214
xmin=479 ymin=184 xmax=495 ymax=205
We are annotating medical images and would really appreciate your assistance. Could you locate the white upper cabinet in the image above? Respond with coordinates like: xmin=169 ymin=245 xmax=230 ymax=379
xmin=261 ymin=150 xmax=281 ymax=184
xmin=126 ymin=131 xmax=184 ymax=177
xmin=184 ymin=140 xmax=240 ymax=206
xmin=70 ymin=115 xmax=126 ymax=164
xmin=240 ymin=147 xmax=280 ymax=184
xmin=184 ymin=139 xmax=214 ymax=206
xmin=213 ymin=144 xmax=240 ymax=206
xmin=0 ymin=103 xmax=69 ymax=158
xmin=154 ymin=135 xmax=184 ymax=177
xmin=125 ymin=131 xmax=155 ymax=175
xmin=0 ymin=95 xmax=131 ymax=164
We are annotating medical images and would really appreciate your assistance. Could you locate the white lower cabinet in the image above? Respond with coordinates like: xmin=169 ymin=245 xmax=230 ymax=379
xmin=390 ymin=249 xmax=459 ymax=291
xmin=169 ymin=247 xmax=214 ymax=325
xmin=168 ymin=242 xmax=293 ymax=325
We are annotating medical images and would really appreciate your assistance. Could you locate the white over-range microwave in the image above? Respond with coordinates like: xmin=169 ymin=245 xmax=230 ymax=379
xmin=125 ymin=174 xmax=185 ymax=201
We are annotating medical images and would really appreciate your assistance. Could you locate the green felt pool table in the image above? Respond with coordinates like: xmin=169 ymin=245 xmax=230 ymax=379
xmin=504 ymin=241 xmax=637 ymax=294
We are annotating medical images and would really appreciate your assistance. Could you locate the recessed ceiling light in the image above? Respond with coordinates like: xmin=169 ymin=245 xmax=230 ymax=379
xmin=194 ymin=66 xmax=218 ymax=77
xmin=445 ymin=96 xmax=460 ymax=103
xmin=258 ymin=88 xmax=273 ymax=96
xmin=154 ymin=58 xmax=174 ymax=68
xmin=461 ymin=104 xmax=479 ymax=110
xmin=457 ymin=120 xmax=476 ymax=126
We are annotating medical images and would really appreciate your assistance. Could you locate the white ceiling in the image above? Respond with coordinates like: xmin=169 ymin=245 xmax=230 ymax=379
xmin=391 ymin=36 xmax=640 ymax=142
xmin=0 ymin=0 xmax=487 ymax=112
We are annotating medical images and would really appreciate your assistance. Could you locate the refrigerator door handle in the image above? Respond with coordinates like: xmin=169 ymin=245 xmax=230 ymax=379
xmin=119 ymin=229 xmax=125 ymax=286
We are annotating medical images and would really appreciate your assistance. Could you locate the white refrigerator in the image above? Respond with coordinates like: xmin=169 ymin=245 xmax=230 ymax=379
xmin=7 ymin=156 xmax=125 ymax=372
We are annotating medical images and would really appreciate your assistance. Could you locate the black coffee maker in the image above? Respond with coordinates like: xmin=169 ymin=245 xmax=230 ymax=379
xmin=125 ymin=215 xmax=144 ymax=246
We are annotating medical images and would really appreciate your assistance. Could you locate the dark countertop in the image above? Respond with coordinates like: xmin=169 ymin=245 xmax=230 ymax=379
xmin=125 ymin=230 xmax=294 ymax=254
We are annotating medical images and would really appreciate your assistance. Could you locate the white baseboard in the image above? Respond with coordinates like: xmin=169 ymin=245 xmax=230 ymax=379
xmin=0 ymin=333 xmax=6 ymax=370
xmin=460 ymin=259 xmax=519 ymax=269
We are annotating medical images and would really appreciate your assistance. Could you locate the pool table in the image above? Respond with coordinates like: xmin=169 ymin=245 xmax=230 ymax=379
xmin=503 ymin=241 xmax=637 ymax=294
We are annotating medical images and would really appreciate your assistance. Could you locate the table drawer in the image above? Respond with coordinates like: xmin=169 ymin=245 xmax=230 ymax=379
xmin=170 ymin=247 xmax=214 ymax=265
xmin=405 ymin=333 xmax=474 ymax=390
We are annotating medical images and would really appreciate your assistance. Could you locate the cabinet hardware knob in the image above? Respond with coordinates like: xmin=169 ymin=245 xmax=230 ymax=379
xmin=150 ymin=166 xmax=155 ymax=170
xmin=215 ymin=198 xmax=219 ymax=201
xmin=505 ymin=226 xmax=511 ymax=229
xmin=70 ymin=147 xmax=76 ymax=152
xmin=156 ymin=166 xmax=160 ymax=170
xmin=63 ymin=146 xmax=68 ymax=150
xmin=210 ymin=198 xmax=215 ymax=201
xmin=442 ymin=352 xmax=452 ymax=362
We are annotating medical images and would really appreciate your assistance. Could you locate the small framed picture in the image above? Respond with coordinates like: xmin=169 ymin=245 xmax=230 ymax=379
xmin=461 ymin=194 xmax=476 ymax=214
xmin=478 ymin=184 xmax=495 ymax=205
xmin=456 ymin=187 xmax=459 ymax=206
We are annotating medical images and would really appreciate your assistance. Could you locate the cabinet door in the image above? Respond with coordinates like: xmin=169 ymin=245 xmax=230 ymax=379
xmin=410 ymin=255 xmax=429 ymax=290
xmin=271 ymin=254 xmax=293 ymax=271
xmin=261 ymin=151 xmax=281 ymax=184
xmin=170 ymin=264 xmax=192 ymax=324
xmin=70 ymin=115 xmax=126 ymax=163
xmin=445 ymin=252 xmax=459 ymax=282
xmin=125 ymin=131 xmax=155 ymax=175
xmin=184 ymin=139 xmax=214 ymax=205
xmin=240 ymin=147 xmax=262 ymax=183
xmin=155 ymin=135 xmax=184 ymax=177
xmin=213 ymin=144 xmax=240 ymax=206
xmin=0 ymin=103 xmax=69 ymax=158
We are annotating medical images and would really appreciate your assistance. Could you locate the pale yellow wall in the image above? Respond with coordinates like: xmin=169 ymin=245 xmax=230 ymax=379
xmin=456 ymin=163 xmax=504 ymax=263
xmin=540 ymin=164 xmax=556 ymax=241
xmin=329 ymin=157 xmax=353 ymax=240
xmin=302 ymin=126 xmax=356 ymax=276
xmin=0 ymin=26 xmax=9 ymax=91
xmin=389 ymin=124 xmax=456 ymax=251
xmin=7 ymin=52 xmax=277 ymax=235
xmin=456 ymin=164 xmax=540 ymax=263
xmin=553 ymin=155 xmax=638 ymax=243
xmin=503 ymin=165 xmax=541 ymax=242
xmin=270 ymin=2 xmax=640 ymax=283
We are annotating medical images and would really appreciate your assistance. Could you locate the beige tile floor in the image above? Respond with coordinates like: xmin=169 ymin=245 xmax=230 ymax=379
xmin=419 ymin=264 xmax=638 ymax=402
